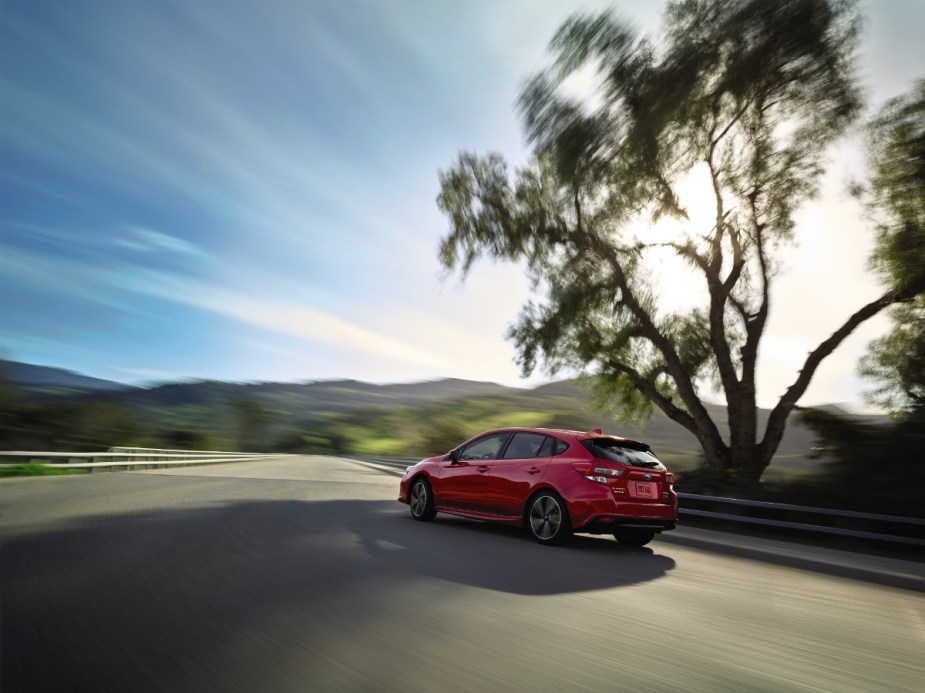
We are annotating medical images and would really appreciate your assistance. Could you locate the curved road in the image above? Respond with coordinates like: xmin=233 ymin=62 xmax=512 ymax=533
xmin=2 ymin=456 xmax=923 ymax=692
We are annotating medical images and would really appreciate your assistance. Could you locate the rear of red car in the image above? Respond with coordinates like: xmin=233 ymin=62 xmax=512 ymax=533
xmin=549 ymin=433 xmax=678 ymax=539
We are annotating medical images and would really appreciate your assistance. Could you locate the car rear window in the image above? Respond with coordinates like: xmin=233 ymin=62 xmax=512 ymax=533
xmin=536 ymin=436 xmax=569 ymax=457
xmin=583 ymin=439 xmax=665 ymax=469
xmin=504 ymin=433 xmax=570 ymax=459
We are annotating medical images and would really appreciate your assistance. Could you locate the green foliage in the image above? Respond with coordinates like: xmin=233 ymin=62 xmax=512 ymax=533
xmin=417 ymin=416 xmax=472 ymax=457
xmin=674 ymin=405 xmax=925 ymax=515
xmin=790 ymin=406 xmax=925 ymax=516
xmin=865 ymin=80 xmax=925 ymax=297
xmin=345 ymin=434 xmax=408 ymax=457
xmin=858 ymin=83 xmax=925 ymax=419
xmin=674 ymin=464 xmax=757 ymax=495
xmin=0 ymin=397 xmax=143 ymax=452
xmin=160 ymin=429 xmax=212 ymax=450
xmin=473 ymin=410 xmax=550 ymax=432
xmin=585 ymin=372 xmax=656 ymax=425
xmin=0 ymin=463 xmax=86 ymax=477
xmin=860 ymin=299 xmax=925 ymax=418
xmin=229 ymin=397 xmax=274 ymax=451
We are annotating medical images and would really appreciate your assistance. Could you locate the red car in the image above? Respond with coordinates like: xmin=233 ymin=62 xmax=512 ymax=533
xmin=398 ymin=427 xmax=677 ymax=546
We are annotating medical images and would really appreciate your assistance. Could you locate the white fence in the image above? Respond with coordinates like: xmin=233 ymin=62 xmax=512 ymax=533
xmin=0 ymin=447 xmax=291 ymax=472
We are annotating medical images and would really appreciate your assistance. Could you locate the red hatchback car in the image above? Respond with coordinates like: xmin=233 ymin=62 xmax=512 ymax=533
xmin=399 ymin=427 xmax=678 ymax=546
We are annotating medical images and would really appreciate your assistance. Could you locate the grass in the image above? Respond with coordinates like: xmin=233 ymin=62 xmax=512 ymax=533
xmin=0 ymin=463 xmax=87 ymax=478
xmin=472 ymin=411 xmax=552 ymax=431
xmin=347 ymin=436 xmax=410 ymax=456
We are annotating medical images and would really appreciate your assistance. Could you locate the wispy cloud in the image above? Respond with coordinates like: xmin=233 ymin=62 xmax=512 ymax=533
xmin=1 ymin=245 xmax=138 ymax=313
xmin=118 ymin=227 xmax=207 ymax=258
xmin=108 ymin=269 xmax=445 ymax=368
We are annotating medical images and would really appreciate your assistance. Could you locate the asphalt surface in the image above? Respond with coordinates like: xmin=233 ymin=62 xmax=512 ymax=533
xmin=2 ymin=456 xmax=923 ymax=693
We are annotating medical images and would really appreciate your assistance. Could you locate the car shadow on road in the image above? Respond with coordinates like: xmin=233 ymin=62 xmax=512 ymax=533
xmin=1 ymin=497 xmax=675 ymax=692
xmin=354 ymin=507 xmax=676 ymax=596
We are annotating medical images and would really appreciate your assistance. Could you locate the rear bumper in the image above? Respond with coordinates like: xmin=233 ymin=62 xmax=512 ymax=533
xmin=580 ymin=515 xmax=678 ymax=534
xmin=568 ymin=491 xmax=679 ymax=533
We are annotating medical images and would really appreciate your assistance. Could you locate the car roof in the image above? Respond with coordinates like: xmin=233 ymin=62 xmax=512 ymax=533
xmin=486 ymin=426 xmax=647 ymax=448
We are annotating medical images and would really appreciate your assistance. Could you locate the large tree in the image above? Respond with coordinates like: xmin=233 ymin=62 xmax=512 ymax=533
xmin=436 ymin=0 xmax=923 ymax=481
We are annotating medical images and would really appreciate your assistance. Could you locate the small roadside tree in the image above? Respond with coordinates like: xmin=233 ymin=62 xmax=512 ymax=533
xmin=436 ymin=0 xmax=923 ymax=482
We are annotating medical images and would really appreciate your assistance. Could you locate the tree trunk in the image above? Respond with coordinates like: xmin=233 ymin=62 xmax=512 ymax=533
xmin=727 ymin=381 xmax=760 ymax=477
xmin=695 ymin=429 xmax=730 ymax=471
xmin=738 ymin=447 xmax=769 ymax=482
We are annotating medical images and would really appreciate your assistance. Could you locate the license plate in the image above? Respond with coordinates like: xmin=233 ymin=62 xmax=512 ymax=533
xmin=630 ymin=481 xmax=658 ymax=499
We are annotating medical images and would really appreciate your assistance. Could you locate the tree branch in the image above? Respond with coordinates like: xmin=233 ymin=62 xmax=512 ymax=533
xmin=720 ymin=224 xmax=746 ymax=296
xmin=608 ymin=361 xmax=700 ymax=435
xmin=710 ymin=97 xmax=753 ymax=151
xmin=706 ymin=142 xmax=742 ymax=398
xmin=581 ymin=231 xmax=727 ymax=452
xmin=741 ymin=188 xmax=771 ymax=364
xmin=632 ymin=240 xmax=710 ymax=274
xmin=574 ymin=186 xmax=582 ymax=235
xmin=759 ymin=289 xmax=905 ymax=463
xmin=729 ymin=295 xmax=752 ymax=323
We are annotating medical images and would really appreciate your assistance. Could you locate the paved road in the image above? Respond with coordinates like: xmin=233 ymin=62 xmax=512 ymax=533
xmin=2 ymin=456 xmax=923 ymax=692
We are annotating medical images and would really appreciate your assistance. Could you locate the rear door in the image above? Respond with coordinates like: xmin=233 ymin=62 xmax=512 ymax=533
xmin=436 ymin=432 xmax=510 ymax=512
xmin=484 ymin=432 xmax=552 ymax=517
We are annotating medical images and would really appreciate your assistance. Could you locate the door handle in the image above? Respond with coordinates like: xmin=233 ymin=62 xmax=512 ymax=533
xmin=477 ymin=465 xmax=490 ymax=473
xmin=527 ymin=467 xmax=541 ymax=475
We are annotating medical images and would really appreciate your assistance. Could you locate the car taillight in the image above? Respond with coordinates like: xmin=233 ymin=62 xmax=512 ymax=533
xmin=665 ymin=473 xmax=675 ymax=486
xmin=572 ymin=462 xmax=625 ymax=484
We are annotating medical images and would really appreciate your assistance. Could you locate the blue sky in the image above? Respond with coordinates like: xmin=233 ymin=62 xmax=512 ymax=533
xmin=1 ymin=0 xmax=923 ymax=410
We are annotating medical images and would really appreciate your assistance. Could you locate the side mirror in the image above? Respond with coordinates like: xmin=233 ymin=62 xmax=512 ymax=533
xmin=449 ymin=448 xmax=461 ymax=464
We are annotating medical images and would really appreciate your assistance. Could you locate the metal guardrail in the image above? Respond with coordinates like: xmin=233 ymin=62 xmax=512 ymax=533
xmin=676 ymin=492 xmax=925 ymax=547
xmin=0 ymin=447 xmax=291 ymax=472
xmin=347 ymin=455 xmax=925 ymax=548
xmin=345 ymin=455 xmax=418 ymax=469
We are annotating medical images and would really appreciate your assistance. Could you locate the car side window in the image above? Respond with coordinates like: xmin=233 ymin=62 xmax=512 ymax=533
xmin=553 ymin=439 xmax=569 ymax=455
xmin=501 ymin=432 xmax=548 ymax=459
xmin=460 ymin=432 xmax=510 ymax=461
xmin=537 ymin=436 xmax=554 ymax=457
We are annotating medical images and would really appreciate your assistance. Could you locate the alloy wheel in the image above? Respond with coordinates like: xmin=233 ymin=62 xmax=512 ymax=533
xmin=530 ymin=495 xmax=562 ymax=540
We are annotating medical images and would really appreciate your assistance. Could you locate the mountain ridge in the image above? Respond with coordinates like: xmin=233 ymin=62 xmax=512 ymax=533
xmin=0 ymin=360 xmax=136 ymax=392
xmin=0 ymin=359 xmax=884 ymax=477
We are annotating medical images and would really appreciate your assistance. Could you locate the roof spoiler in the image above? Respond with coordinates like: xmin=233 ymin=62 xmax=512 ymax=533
xmin=578 ymin=428 xmax=650 ymax=451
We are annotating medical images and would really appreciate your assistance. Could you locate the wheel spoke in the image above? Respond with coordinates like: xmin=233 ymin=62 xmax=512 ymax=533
xmin=546 ymin=508 xmax=559 ymax=535
xmin=530 ymin=496 xmax=561 ymax=540
xmin=411 ymin=483 xmax=427 ymax=515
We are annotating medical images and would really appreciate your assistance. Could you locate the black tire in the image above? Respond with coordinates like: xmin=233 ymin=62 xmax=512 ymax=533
xmin=526 ymin=491 xmax=572 ymax=545
xmin=614 ymin=529 xmax=656 ymax=547
xmin=409 ymin=477 xmax=436 ymax=521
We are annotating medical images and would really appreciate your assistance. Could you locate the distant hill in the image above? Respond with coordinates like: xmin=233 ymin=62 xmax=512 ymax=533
xmin=0 ymin=360 xmax=134 ymax=393
xmin=94 ymin=376 xmax=520 ymax=411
